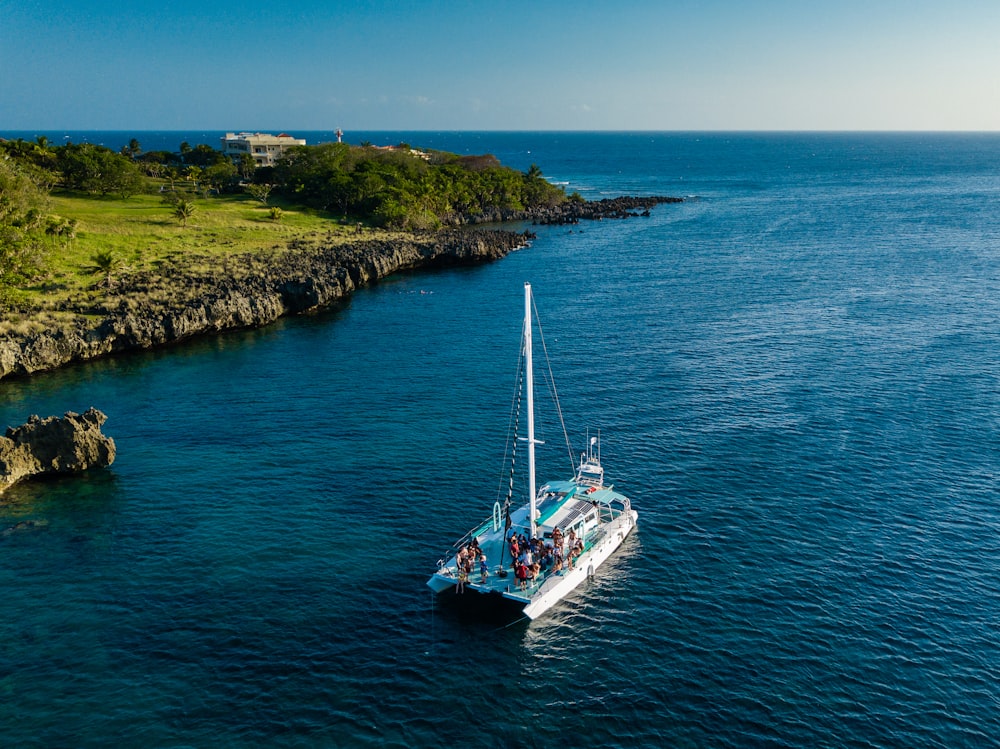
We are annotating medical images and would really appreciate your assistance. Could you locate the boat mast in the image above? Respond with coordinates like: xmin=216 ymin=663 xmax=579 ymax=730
xmin=525 ymin=282 xmax=538 ymax=539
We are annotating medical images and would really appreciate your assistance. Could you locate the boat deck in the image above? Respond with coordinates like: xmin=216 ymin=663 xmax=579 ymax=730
xmin=429 ymin=482 xmax=634 ymax=606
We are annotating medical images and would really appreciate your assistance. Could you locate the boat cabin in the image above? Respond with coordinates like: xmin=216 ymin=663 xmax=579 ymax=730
xmin=535 ymin=481 xmax=600 ymax=543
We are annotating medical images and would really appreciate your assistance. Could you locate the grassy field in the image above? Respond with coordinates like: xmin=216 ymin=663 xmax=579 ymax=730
xmin=48 ymin=189 xmax=350 ymax=271
xmin=4 ymin=188 xmax=371 ymax=335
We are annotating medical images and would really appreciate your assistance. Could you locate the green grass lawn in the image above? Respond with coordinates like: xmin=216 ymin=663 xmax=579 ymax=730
xmin=48 ymin=190 xmax=346 ymax=272
xmin=3 ymin=188 xmax=385 ymax=335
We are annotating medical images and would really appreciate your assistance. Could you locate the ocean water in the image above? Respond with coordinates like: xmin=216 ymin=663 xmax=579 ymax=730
xmin=3 ymin=132 xmax=1000 ymax=748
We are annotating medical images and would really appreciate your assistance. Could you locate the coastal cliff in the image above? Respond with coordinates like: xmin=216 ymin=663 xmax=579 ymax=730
xmin=0 ymin=193 xmax=684 ymax=382
xmin=0 ymin=408 xmax=116 ymax=491
xmin=0 ymin=229 xmax=531 ymax=381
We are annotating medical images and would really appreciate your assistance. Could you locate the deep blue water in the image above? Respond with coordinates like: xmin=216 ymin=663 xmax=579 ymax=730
xmin=3 ymin=132 xmax=1000 ymax=747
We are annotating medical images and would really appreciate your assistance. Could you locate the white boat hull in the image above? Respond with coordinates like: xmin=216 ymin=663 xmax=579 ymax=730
xmin=521 ymin=508 xmax=637 ymax=619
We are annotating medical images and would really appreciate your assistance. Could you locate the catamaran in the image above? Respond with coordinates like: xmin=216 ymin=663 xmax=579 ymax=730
xmin=427 ymin=282 xmax=638 ymax=620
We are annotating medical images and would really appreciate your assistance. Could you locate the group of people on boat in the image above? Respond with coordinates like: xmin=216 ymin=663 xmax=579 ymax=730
xmin=508 ymin=527 xmax=585 ymax=592
xmin=451 ymin=525 xmax=587 ymax=595
xmin=454 ymin=538 xmax=488 ymax=594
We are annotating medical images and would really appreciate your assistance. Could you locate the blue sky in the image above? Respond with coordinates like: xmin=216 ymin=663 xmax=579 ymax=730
xmin=3 ymin=0 xmax=999 ymax=130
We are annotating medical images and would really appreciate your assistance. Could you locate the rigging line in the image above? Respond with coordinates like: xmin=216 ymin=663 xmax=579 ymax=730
xmin=506 ymin=368 xmax=523 ymax=507
xmin=495 ymin=338 xmax=525 ymax=503
xmin=483 ymin=615 xmax=530 ymax=635
xmin=530 ymin=293 xmax=576 ymax=475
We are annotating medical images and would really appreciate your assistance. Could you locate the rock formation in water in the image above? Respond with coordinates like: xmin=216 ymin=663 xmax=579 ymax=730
xmin=0 ymin=408 xmax=116 ymax=491
xmin=446 ymin=195 xmax=684 ymax=226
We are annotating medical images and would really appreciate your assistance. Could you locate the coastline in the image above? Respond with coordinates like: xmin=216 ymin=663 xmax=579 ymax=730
xmin=0 ymin=228 xmax=530 ymax=382
xmin=0 ymin=196 xmax=680 ymax=382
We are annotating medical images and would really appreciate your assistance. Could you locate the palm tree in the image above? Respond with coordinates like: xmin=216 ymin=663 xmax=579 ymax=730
xmin=83 ymin=249 xmax=123 ymax=289
xmin=45 ymin=216 xmax=78 ymax=245
xmin=184 ymin=165 xmax=202 ymax=189
xmin=174 ymin=199 xmax=196 ymax=226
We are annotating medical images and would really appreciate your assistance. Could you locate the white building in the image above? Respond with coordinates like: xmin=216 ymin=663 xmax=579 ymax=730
xmin=221 ymin=132 xmax=306 ymax=167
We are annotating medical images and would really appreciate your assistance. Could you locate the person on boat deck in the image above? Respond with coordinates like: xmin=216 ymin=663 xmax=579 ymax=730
xmin=552 ymin=548 xmax=564 ymax=574
xmin=519 ymin=546 xmax=533 ymax=567
xmin=541 ymin=542 xmax=554 ymax=570
xmin=515 ymin=562 xmax=528 ymax=591
xmin=479 ymin=554 xmax=489 ymax=583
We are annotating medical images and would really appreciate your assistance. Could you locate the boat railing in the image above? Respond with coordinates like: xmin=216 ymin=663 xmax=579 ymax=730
xmin=595 ymin=495 xmax=631 ymax=523
xmin=436 ymin=514 xmax=494 ymax=570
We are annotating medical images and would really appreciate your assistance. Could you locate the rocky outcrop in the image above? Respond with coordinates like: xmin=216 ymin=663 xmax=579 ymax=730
xmin=445 ymin=195 xmax=684 ymax=226
xmin=0 ymin=408 xmax=116 ymax=491
xmin=0 ymin=228 xmax=532 ymax=381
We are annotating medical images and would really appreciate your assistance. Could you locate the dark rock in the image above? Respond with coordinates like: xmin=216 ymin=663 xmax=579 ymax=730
xmin=444 ymin=195 xmax=683 ymax=226
xmin=0 ymin=408 xmax=116 ymax=491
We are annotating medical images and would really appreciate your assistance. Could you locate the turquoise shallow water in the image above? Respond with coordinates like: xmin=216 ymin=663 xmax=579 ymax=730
xmin=3 ymin=133 xmax=1000 ymax=747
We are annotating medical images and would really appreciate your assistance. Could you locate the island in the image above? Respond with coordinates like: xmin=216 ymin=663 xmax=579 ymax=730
xmin=0 ymin=135 xmax=681 ymax=381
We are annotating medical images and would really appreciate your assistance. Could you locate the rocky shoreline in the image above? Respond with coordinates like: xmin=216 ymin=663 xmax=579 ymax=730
xmin=0 ymin=228 xmax=531 ymax=381
xmin=0 ymin=195 xmax=682 ymax=382
xmin=449 ymin=195 xmax=683 ymax=226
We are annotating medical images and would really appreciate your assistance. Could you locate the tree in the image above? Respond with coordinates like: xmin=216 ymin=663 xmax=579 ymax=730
xmin=173 ymin=199 xmax=196 ymax=226
xmin=56 ymin=143 xmax=145 ymax=197
xmin=180 ymin=143 xmax=225 ymax=167
xmin=202 ymin=161 xmax=238 ymax=193
xmin=183 ymin=165 xmax=202 ymax=188
xmin=245 ymin=183 xmax=273 ymax=204
xmin=121 ymin=138 xmax=142 ymax=160
xmin=237 ymin=153 xmax=256 ymax=180
xmin=163 ymin=166 xmax=182 ymax=192
xmin=45 ymin=216 xmax=77 ymax=245
xmin=138 ymin=150 xmax=180 ymax=178
xmin=265 ymin=140 xmax=568 ymax=227
xmin=82 ymin=249 xmax=125 ymax=290
xmin=110 ymin=163 xmax=145 ymax=198
xmin=0 ymin=157 xmax=50 ymax=297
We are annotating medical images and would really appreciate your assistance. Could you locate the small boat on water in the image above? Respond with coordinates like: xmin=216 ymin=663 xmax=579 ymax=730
xmin=427 ymin=282 xmax=638 ymax=620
